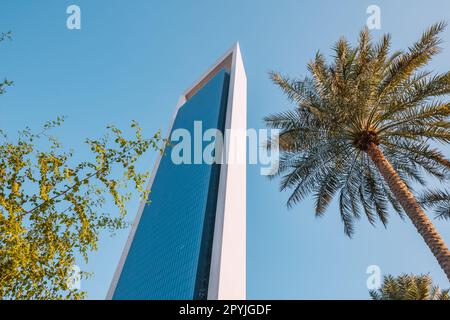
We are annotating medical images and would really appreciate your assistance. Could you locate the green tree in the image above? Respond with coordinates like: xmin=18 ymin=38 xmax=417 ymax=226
xmin=0 ymin=32 xmax=164 ymax=299
xmin=0 ymin=118 xmax=163 ymax=300
xmin=370 ymin=274 xmax=449 ymax=300
xmin=265 ymin=23 xmax=450 ymax=281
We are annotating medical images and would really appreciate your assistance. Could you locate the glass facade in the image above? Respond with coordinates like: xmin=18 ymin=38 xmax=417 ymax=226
xmin=112 ymin=69 xmax=230 ymax=300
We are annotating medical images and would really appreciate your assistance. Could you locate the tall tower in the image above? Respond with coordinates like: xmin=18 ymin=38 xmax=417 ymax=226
xmin=107 ymin=44 xmax=246 ymax=300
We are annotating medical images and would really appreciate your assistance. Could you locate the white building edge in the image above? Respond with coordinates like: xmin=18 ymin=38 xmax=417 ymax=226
xmin=106 ymin=43 xmax=247 ymax=300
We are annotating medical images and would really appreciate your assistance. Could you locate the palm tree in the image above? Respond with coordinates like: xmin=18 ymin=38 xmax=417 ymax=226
xmin=370 ymin=274 xmax=449 ymax=300
xmin=265 ymin=22 xmax=450 ymax=281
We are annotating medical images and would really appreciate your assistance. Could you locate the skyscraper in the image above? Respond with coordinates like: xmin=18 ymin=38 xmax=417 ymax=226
xmin=107 ymin=44 xmax=246 ymax=300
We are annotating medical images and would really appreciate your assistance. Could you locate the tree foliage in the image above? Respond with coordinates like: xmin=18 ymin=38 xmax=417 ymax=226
xmin=0 ymin=118 xmax=163 ymax=299
xmin=265 ymin=22 xmax=450 ymax=236
xmin=370 ymin=274 xmax=450 ymax=300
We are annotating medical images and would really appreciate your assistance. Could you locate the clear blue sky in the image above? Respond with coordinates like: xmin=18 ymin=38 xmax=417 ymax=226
xmin=1 ymin=0 xmax=450 ymax=299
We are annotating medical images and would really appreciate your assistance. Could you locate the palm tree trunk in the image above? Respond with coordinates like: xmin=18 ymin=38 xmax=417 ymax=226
xmin=366 ymin=142 xmax=450 ymax=282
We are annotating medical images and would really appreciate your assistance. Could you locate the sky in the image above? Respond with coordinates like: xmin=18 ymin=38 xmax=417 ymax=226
xmin=1 ymin=0 xmax=450 ymax=300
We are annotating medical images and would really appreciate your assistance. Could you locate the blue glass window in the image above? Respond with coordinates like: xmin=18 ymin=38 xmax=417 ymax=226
xmin=113 ymin=69 xmax=230 ymax=300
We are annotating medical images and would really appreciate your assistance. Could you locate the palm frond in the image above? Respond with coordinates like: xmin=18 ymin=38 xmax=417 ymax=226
xmin=419 ymin=189 xmax=450 ymax=220
xmin=370 ymin=274 xmax=449 ymax=300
